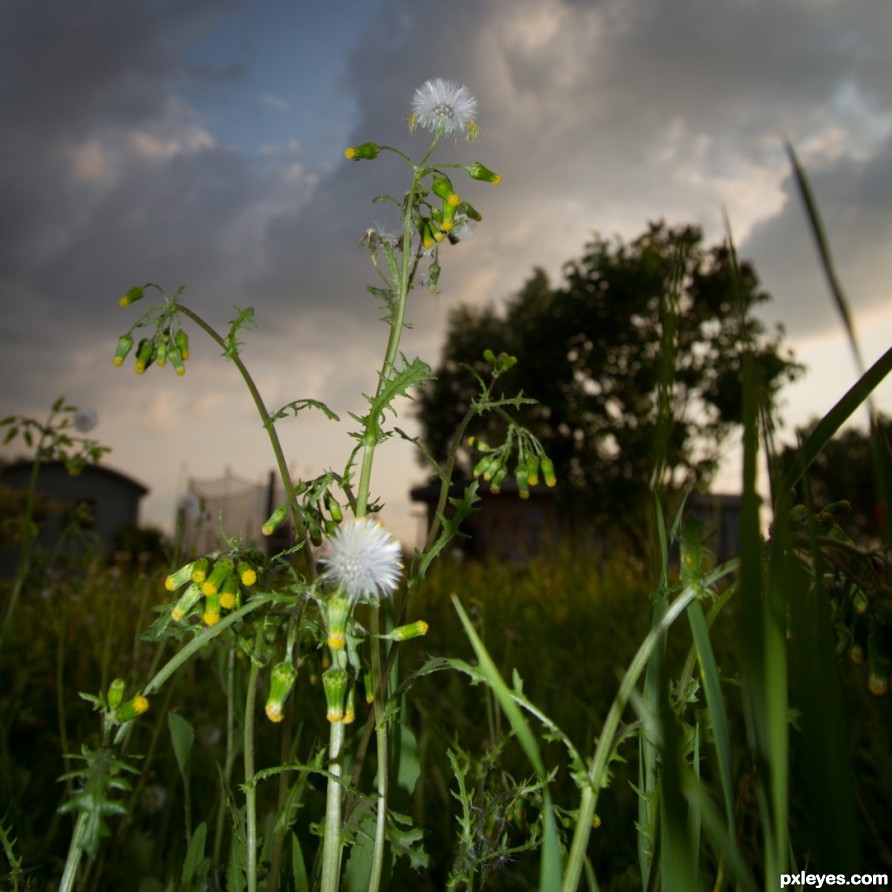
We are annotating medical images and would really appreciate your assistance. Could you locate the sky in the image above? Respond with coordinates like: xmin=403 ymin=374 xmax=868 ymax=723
xmin=1 ymin=0 xmax=891 ymax=546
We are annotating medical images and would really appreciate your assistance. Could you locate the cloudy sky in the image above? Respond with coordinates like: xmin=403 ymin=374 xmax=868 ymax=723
xmin=2 ymin=0 xmax=891 ymax=545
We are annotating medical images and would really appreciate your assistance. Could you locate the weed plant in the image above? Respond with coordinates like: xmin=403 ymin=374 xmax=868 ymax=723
xmin=0 ymin=84 xmax=891 ymax=892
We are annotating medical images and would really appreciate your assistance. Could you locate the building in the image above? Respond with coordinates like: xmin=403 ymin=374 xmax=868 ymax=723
xmin=410 ymin=477 xmax=742 ymax=563
xmin=0 ymin=460 xmax=149 ymax=572
xmin=410 ymin=477 xmax=561 ymax=562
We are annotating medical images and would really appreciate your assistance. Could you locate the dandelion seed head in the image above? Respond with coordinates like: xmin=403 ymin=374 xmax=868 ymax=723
xmin=411 ymin=79 xmax=478 ymax=138
xmin=321 ymin=517 xmax=403 ymax=603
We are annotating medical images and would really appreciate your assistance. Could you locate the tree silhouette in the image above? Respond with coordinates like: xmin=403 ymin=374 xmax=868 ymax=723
xmin=417 ymin=221 xmax=801 ymax=539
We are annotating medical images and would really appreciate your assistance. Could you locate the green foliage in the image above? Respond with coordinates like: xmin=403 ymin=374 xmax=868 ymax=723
xmin=58 ymin=745 xmax=141 ymax=858
xmin=417 ymin=221 xmax=801 ymax=537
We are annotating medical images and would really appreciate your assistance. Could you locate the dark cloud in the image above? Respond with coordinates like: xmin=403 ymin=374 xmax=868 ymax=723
xmin=1 ymin=0 xmax=889 ymax=537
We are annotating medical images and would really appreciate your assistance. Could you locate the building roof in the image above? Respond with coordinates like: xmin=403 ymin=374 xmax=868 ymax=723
xmin=0 ymin=460 xmax=150 ymax=497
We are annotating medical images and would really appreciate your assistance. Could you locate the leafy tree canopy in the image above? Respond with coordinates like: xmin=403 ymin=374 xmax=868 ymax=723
xmin=417 ymin=221 xmax=801 ymax=535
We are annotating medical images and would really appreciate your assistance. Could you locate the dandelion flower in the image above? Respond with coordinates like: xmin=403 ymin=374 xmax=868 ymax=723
xmin=411 ymin=78 xmax=478 ymax=138
xmin=321 ymin=517 xmax=403 ymax=603
xmin=73 ymin=407 xmax=98 ymax=432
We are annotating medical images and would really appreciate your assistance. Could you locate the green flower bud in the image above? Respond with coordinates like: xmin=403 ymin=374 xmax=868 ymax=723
xmin=262 ymin=505 xmax=288 ymax=536
xmin=425 ymin=255 xmax=441 ymax=294
xmin=515 ymin=465 xmax=530 ymax=500
xmin=456 ymin=200 xmax=482 ymax=222
xmin=155 ymin=334 xmax=168 ymax=367
xmin=307 ymin=514 xmax=323 ymax=548
xmin=107 ymin=678 xmax=126 ymax=709
xmin=166 ymin=561 xmax=196 ymax=592
xmin=431 ymin=175 xmax=456 ymax=201
xmin=473 ymin=454 xmax=501 ymax=482
xmin=323 ymin=668 xmax=349 ymax=723
xmin=114 ymin=694 xmax=149 ymax=723
xmin=238 ymin=561 xmax=257 ymax=587
xmin=203 ymin=592 xmax=222 ymax=626
xmin=363 ymin=670 xmax=375 ymax=704
xmin=119 ymin=286 xmax=144 ymax=307
xmin=540 ymin=456 xmax=557 ymax=487
xmin=171 ymin=582 xmax=203 ymax=622
xmin=526 ymin=453 xmax=541 ymax=487
xmin=168 ymin=347 xmax=186 ymax=377
xmin=326 ymin=595 xmax=351 ymax=651
xmin=135 ymin=338 xmax=154 ymax=375
xmin=344 ymin=142 xmax=380 ymax=161
xmin=191 ymin=557 xmax=210 ymax=583
xmin=438 ymin=199 xmax=457 ymax=233
xmin=342 ymin=685 xmax=356 ymax=725
xmin=389 ymin=620 xmax=429 ymax=641
xmin=174 ymin=330 xmax=190 ymax=361
xmin=466 ymin=162 xmax=501 ymax=185
xmin=219 ymin=575 xmax=240 ymax=611
xmin=324 ymin=492 xmax=343 ymax=524
xmin=418 ymin=218 xmax=438 ymax=250
xmin=489 ymin=464 xmax=509 ymax=494
xmin=265 ymin=660 xmax=298 ymax=723
xmin=113 ymin=334 xmax=134 ymax=367
xmin=202 ymin=558 xmax=234 ymax=596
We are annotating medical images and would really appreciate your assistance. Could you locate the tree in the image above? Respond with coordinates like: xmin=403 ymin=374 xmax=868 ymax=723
xmin=417 ymin=221 xmax=801 ymax=539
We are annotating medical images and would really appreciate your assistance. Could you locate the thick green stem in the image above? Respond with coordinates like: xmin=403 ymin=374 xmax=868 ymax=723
xmin=321 ymin=719 xmax=347 ymax=892
xmin=367 ymin=605 xmax=388 ymax=892
xmin=244 ymin=624 xmax=264 ymax=892
xmin=57 ymin=813 xmax=88 ymax=892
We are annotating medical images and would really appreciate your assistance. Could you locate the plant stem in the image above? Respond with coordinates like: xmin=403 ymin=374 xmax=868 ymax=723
xmin=244 ymin=623 xmax=264 ymax=892
xmin=213 ymin=646 xmax=238 ymax=869
xmin=57 ymin=813 xmax=88 ymax=892
xmin=176 ymin=305 xmax=314 ymax=577
xmin=321 ymin=719 xmax=347 ymax=892
xmin=367 ymin=605 xmax=388 ymax=892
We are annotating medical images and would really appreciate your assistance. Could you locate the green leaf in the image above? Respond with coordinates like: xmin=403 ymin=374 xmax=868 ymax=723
xmin=167 ymin=711 xmax=195 ymax=780
xmin=290 ymin=831 xmax=309 ymax=892
xmin=269 ymin=398 xmax=340 ymax=423
xmin=180 ymin=821 xmax=209 ymax=891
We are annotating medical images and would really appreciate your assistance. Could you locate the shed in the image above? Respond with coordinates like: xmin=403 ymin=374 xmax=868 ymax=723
xmin=0 ymin=460 xmax=149 ymax=571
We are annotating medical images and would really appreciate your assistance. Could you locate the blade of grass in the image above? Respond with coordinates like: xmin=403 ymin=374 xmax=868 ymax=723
xmin=785 ymin=522 xmax=859 ymax=873
xmin=784 ymin=140 xmax=863 ymax=373
xmin=726 ymin=220 xmax=790 ymax=882
xmin=781 ymin=343 xmax=892 ymax=495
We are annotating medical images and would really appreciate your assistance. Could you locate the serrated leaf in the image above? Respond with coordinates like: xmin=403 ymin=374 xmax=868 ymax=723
xmin=270 ymin=398 xmax=340 ymax=423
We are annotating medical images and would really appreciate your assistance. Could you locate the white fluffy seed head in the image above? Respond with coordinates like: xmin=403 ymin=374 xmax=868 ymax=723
xmin=410 ymin=79 xmax=478 ymax=137
xmin=320 ymin=517 xmax=403 ymax=603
